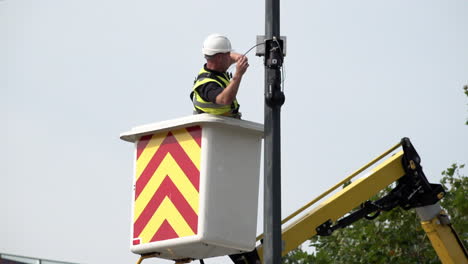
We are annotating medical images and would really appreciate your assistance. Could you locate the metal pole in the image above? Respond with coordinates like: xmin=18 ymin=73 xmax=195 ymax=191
xmin=264 ymin=0 xmax=284 ymax=263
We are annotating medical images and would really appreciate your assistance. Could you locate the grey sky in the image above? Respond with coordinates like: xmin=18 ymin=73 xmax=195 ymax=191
xmin=2 ymin=1 xmax=467 ymax=264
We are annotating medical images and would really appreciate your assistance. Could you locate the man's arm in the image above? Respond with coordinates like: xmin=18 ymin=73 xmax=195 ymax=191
xmin=215 ymin=55 xmax=249 ymax=105
xmin=229 ymin=52 xmax=243 ymax=65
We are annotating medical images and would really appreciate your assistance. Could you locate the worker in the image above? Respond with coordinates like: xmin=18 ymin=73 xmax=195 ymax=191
xmin=191 ymin=34 xmax=249 ymax=119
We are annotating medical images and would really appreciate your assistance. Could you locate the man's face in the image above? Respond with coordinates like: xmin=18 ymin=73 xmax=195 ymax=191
xmin=217 ymin=52 xmax=231 ymax=71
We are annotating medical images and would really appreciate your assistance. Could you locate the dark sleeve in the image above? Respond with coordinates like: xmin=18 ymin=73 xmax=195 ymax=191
xmin=196 ymin=82 xmax=224 ymax=103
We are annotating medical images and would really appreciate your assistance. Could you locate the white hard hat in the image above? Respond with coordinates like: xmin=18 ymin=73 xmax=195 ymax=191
xmin=202 ymin=34 xmax=232 ymax=56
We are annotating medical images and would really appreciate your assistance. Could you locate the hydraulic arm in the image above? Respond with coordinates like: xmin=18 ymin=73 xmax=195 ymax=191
xmin=229 ymin=138 xmax=468 ymax=264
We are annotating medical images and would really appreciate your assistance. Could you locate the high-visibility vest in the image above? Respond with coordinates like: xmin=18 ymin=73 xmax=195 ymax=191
xmin=191 ymin=68 xmax=240 ymax=116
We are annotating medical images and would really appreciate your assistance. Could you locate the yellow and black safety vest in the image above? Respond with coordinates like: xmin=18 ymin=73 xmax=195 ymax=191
xmin=191 ymin=68 xmax=240 ymax=117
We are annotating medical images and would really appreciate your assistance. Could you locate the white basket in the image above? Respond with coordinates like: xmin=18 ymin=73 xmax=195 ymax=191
xmin=120 ymin=114 xmax=263 ymax=260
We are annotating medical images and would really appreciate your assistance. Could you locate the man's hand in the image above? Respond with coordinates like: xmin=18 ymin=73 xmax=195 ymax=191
xmin=235 ymin=56 xmax=249 ymax=76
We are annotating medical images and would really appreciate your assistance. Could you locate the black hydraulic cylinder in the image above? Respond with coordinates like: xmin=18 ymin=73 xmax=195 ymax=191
xmin=263 ymin=0 xmax=284 ymax=263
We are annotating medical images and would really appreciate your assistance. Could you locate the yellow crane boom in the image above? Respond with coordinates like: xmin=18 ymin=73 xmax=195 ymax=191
xmin=229 ymin=138 xmax=468 ymax=264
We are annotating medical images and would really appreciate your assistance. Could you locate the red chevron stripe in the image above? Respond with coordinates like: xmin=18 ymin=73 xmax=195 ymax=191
xmin=136 ymin=134 xmax=154 ymax=159
xmin=135 ymin=132 xmax=199 ymax=199
xmin=186 ymin=126 xmax=202 ymax=147
xmin=150 ymin=220 xmax=178 ymax=242
xmin=134 ymin=176 xmax=198 ymax=238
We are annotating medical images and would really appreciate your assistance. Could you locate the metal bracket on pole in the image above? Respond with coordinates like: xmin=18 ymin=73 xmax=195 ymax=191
xmin=256 ymin=35 xmax=287 ymax=57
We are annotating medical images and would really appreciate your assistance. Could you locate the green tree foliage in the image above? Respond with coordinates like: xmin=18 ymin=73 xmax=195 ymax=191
xmin=283 ymin=165 xmax=467 ymax=264
xmin=440 ymin=163 xmax=467 ymax=249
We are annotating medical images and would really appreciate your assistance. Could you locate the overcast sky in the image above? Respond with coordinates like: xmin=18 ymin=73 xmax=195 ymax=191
xmin=2 ymin=1 xmax=467 ymax=264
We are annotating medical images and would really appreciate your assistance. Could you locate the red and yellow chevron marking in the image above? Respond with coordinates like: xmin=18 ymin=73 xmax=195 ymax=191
xmin=133 ymin=126 xmax=202 ymax=244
